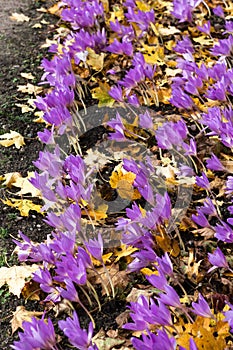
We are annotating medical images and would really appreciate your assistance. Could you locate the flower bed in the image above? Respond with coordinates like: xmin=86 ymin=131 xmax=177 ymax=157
xmin=11 ymin=0 xmax=233 ymax=349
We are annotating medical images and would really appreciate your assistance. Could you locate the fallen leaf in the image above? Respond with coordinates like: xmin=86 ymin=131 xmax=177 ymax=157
xmin=1 ymin=198 xmax=42 ymax=216
xmin=40 ymin=38 xmax=57 ymax=49
xmin=21 ymin=280 xmax=41 ymax=301
xmin=87 ymin=49 xmax=105 ymax=70
xmin=11 ymin=306 xmax=43 ymax=334
xmin=92 ymin=264 xmax=129 ymax=295
xmin=109 ymin=169 xmax=141 ymax=200
xmin=47 ymin=3 xmax=61 ymax=15
xmin=10 ymin=13 xmax=30 ymax=22
xmin=114 ymin=245 xmax=138 ymax=263
xmin=0 ymin=172 xmax=22 ymax=188
xmin=91 ymin=82 xmax=115 ymax=107
xmin=20 ymin=72 xmax=35 ymax=80
xmin=0 ymin=264 xmax=39 ymax=298
xmin=15 ymin=103 xmax=34 ymax=113
xmin=94 ymin=337 xmax=125 ymax=350
xmin=17 ymin=83 xmax=43 ymax=95
xmin=32 ymin=23 xmax=42 ymax=28
xmin=126 ymin=287 xmax=154 ymax=303
xmin=0 ymin=130 xmax=25 ymax=149
xmin=158 ymin=25 xmax=180 ymax=36
xmin=12 ymin=172 xmax=41 ymax=197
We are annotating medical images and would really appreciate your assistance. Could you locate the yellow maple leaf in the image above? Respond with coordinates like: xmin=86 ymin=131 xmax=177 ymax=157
xmin=109 ymin=169 xmax=141 ymax=200
xmin=1 ymin=198 xmax=42 ymax=216
xmin=141 ymin=44 xmax=165 ymax=65
xmin=114 ymin=245 xmax=138 ymax=263
xmin=91 ymin=252 xmax=113 ymax=266
xmin=82 ymin=203 xmax=108 ymax=221
xmin=0 ymin=264 xmax=39 ymax=298
xmin=12 ymin=172 xmax=41 ymax=198
xmin=136 ymin=1 xmax=151 ymax=11
xmin=0 ymin=130 xmax=25 ymax=149
xmin=91 ymin=82 xmax=115 ymax=107
xmin=87 ymin=48 xmax=105 ymax=70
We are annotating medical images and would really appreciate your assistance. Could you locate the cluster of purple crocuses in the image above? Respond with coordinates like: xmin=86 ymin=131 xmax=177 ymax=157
xmin=11 ymin=0 xmax=233 ymax=349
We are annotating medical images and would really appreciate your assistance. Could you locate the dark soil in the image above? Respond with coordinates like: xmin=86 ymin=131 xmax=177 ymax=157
xmin=0 ymin=1 xmax=57 ymax=348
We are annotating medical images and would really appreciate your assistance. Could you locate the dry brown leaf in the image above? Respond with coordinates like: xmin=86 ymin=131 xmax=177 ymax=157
xmin=92 ymin=328 xmax=125 ymax=350
xmin=193 ymin=227 xmax=216 ymax=239
xmin=116 ymin=310 xmax=130 ymax=327
xmin=126 ymin=287 xmax=154 ymax=303
xmin=10 ymin=13 xmax=30 ymax=22
xmin=21 ymin=280 xmax=41 ymax=301
xmin=10 ymin=306 xmax=43 ymax=334
xmin=92 ymin=264 xmax=129 ymax=295
xmin=0 ymin=130 xmax=25 ymax=149
xmin=0 ymin=264 xmax=39 ymax=298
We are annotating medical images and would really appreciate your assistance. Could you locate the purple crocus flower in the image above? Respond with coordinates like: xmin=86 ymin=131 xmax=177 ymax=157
xmin=38 ymin=127 xmax=55 ymax=145
xmin=131 ymin=329 xmax=177 ymax=350
xmin=108 ymin=85 xmax=124 ymax=102
xmin=107 ymin=38 xmax=133 ymax=56
xmin=224 ymin=304 xmax=233 ymax=332
xmin=58 ymin=279 xmax=80 ymax=302
xmin=107 ymin=112 xmax=126 ymax=141
xmin=58 ymin=311 xmax=97 ymax=350
xmin=205 ymin=81 xmax=227 ymax=101
xmin=170 ymin=87 xmax=194 ymax=109
xmin=158 ymin=285 xmax=182 ymax=308
xmin=123 ymin=295 xmax=172 ymax=331
xmin=174 ymin=36 xmax=195 ymax=54
xmin=224 ymin=21 xmax=233 ymax=34
xmin=225 ymin=176 xmax=233 ymax=195
xmin=206 ymin=153 xmax=225 ymax=171
xmin=197 ymin=21 xmax=211 ymax=35
xmin=55 ymin=254 xmax=87 ymax=285
xmin=213 ymin=5 xmax=225 ymax=18
xmin=192 ymin=211 xmax=209 ymax=227
xmin=156 ymin=252 xmax=173 ymax=276
xmin=214 ymin=221 xmax=233 ymax=243
xmin=191 ymin=293 xmax=213 ymax=318
xmin=139 ymin=110 xmax=153 ymax=129
xmin=127 ymin=93 xmax=140 ymax=107
xmin=195 ymin=172 xmax=210 ymax=190
xmin=208 ymin=247 xmax=229 ymax=272
xmin=155 ymin=119 xmax=188 ymax=149
xmin=211 ymin=35 xmax=233 ymax=57
xmin=125 ymin=7 xmax=155 ymax=31
xmin=146 ymin=269 xmax=168 ymax=290
xmin=11 ymin=316 xmax=57 ymax=350
xmin=85 ymin=232 xmax=103 ymax=261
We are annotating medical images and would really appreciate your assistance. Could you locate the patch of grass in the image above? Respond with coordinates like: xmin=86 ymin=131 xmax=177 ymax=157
xmin=0 ymin=227 xmax=8 ymax=238
xmin=7 ymin=213 xmax=17 ymax=220
xmin=0 ymin=249 xmax=7 ymax=267
xmin=0 ymin=286 xmax=11 ymax=304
